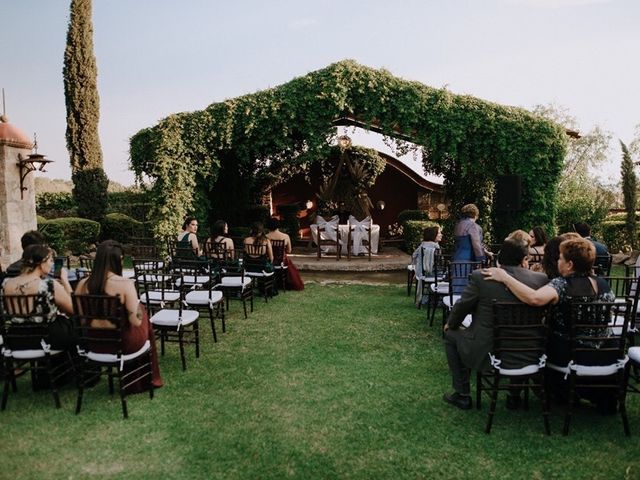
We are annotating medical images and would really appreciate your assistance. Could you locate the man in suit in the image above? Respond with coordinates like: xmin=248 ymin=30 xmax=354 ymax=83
xmin=442 ymin=238 xmax=548 ymax=410
xmin=573 ymin=222 xmax=609 ymax=255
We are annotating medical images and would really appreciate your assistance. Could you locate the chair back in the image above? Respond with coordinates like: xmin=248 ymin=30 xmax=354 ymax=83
xmin=491 ymin=301 xmax=548 ymax=370
xmin=314 ymin=218 xmax=341 ymax=260
xmin=172 ymin=260 xmax=218 ymax=292
xmin=0 ymin=294 xmax=50 ymax=350
xmin=594 ymin=254 xmax=613 ymax=277
xmin=528 ymin=253 xmax=544 ymax=269
xmin=131 ymin=243 xmax=159 ymax=258
xmin=243 ymin=244 xmax=271 ymax=273
xmin=449 ymin=261 xmax=482 ymax=295
xmin=72 ymin=294 xmax=127 ymax=355
xmin=270 ymin=239 xmax=286 ymax=266
xmin=205 ymin=240 xmax=229 ymax=260
xmin=567 ymin=300 xmax=629 ymax=366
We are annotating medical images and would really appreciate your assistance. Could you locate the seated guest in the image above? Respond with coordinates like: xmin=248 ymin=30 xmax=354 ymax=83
xmin=442 ymin=238 xmax=548 ymax=410
xmin=506 ymin=229 xmax=532 ymax=246
xmin=539 ymin=233 xmax=581 ymax=278
xmin=4 ymin=230 xmax=48 ymax=279
xmin=574 ymin=222 xmax=609 ymax=255
xmin=207 ymin=219 xmax=235 ymax=259
xmin=483 ymin=237 xmax=617 ymax=411
xmin=1 ymin=244 xmax=76 ymax=350
xmin=177 ymin=216 xmax=202 ymax=256
xmin=266 ymin=217 xmax=304 ymax=291
xmin=244 ymin=222 xmax=274 ymax=264
xmin=411 ymin=226 xmax=442 ymax=306
xmin=75 ymin=240 xmax=163 ymax=391
xmin=528 ymin=226 xmax=548 ymax=255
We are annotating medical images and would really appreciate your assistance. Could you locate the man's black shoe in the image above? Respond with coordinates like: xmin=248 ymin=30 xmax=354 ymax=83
xmin=443 ymin=392 xmax=472 ymax=410
xmin=506 ymin=394 xmax=522 ymax=410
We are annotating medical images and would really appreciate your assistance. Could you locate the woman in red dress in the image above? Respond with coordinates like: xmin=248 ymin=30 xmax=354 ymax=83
xmin=266 ymin=217 xmax=304 ymax=291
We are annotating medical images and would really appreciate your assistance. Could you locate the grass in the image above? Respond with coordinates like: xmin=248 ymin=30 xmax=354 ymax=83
xmin=1 ymin=282 xmax=639 ymax=479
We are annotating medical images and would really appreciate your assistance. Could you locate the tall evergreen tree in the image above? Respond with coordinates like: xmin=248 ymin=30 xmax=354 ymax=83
xmin=63 ymin=0 xmax=108 ymax=221
xmin=620 ymin=140 xmax=637 ymax=248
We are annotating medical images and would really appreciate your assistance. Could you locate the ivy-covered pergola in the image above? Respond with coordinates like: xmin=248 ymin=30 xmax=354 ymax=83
xmin=130 ymin=60 xmax=566 ymax=241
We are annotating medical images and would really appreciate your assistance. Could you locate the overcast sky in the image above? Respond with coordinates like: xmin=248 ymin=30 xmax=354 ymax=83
xmin=2 ymin=0 xmax=638 ymax=186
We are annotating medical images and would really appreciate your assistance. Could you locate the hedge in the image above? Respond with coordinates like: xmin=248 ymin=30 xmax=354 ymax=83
xmin=38 ymin=217 xmax=101 ymax=255
xmin=101 ymin=213 xmax=146 ymax=243
xmin=404 ymin=220 xmax=440 ymax=254
xmin=397 ymin=209 xmax=430 ymax=226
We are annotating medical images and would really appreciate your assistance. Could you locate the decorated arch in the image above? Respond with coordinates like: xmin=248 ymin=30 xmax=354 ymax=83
xmin=130 ymin=60 xmax=566 ymax=241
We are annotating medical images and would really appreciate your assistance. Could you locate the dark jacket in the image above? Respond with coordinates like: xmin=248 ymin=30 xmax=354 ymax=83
xmin=447 ymin=265 xmax=548 ymax=370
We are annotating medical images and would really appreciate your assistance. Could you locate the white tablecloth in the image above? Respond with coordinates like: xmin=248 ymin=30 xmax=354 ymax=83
xmin=310 ymin=221 xmax=380 ymax=255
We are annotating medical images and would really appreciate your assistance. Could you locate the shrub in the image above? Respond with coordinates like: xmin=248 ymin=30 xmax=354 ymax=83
xmin=107 ymin=190 xmax=152 ymax=221
xmin=397 ymin=209 xmax=429 ymax=226
xmin=404 ymin=220 xmax=440 ymax=254
xmin=599 ymin=221 xmax=630 ymax=253
xmin=101 ymin=213 xmax=145 ymax=243
xmin=38 ymin=217 xmax=101 ymax=255
xmin=72 ymin=168 xmax=109 ymax=222
xmin=36 ymin=191 xmax=77 ymax=218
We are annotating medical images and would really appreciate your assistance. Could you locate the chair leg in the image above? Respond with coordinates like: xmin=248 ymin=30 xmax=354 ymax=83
xmin=43 ymin=354 xmax=61 ymax=409
xmin=208 ymin=305 xmax=217 ymax=342
xmin=75 ymin=360 xmax=86 ymax=414
xmin=2 ymin=358 xmax=13 ymax=410
xmin=117 ymin=371 xmax=129 ymax=419
xmin=620 ymin=367 xmax=631 ymax=436
xmin=177 ymin=329 xmax=186 ymax=371
xmin=541 ymin=378 xmax=551 ymax=435
xmin=476 ymin=371 xmax=482 ymax=410
xmin=485 ymin=374 xmax=501 ymax=434
xmin=194 ymin=322 xmax=200 ymax=358
xmin=563 ymin=374 xmax=576 ymax=436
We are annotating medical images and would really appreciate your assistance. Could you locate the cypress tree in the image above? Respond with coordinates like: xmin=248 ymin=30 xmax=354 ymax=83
xmin=620 ymin=140 xmax=637 ymax=248
xmin=63 ymin=0 xmax=108 ymax=221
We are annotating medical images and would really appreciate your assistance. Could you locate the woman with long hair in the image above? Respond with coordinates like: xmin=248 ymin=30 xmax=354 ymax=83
xmin=75 ymin=240 xmax=163 ymax=391
xmin=206 ymin=219 xmax=234 ymax=259
xmin=529 ymin=226 xmax=548 ymax=255
xmin=1 ymin=244 xmax=75 ymax=350
xmin=244 ymin=222 xmax=273 ymax=263
xmin=266 ymin=217 xmax=304 ymax=291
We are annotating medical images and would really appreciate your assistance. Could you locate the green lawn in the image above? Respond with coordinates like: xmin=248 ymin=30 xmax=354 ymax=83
xmin=2 ymin=283 xmax=639 ymax=479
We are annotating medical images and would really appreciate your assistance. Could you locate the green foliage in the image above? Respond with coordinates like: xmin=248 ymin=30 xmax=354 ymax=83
xmin=64 ymin=0 xmax=108 ymax=222
xmin=555 ymin=176 xmax=609 ymax=234
xmin=245 ymin=205 xmax=271 ymax=227
xmin=277 ymin=203 xmax=301 ymax=238
xmin=130 ymin=60 xmax=566 ymax=243
xmin=107 ymin=189 xmax=151 ymax=221
xmin=599 ymin=220 xmax=630 ymax=253
xmin=38 ymin=217 xmax=100 ymax=255
xmin=72 ymin=168 xmax=109 ymax=222
xmin=620 ymin=140 xmax=637 ymax=248
xmin=36 ymin=191 xmax=75 ymax=213
xmin=404 ymin=220 xmax=440 ymax=253
xmin=397 ymin=209 xmax=430 ymax=225
xmin=101 ymin=212 xmax=145 ymax=243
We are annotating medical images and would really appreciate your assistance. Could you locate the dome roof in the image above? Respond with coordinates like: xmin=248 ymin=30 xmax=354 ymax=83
xmin=0 ymin=115 xmax=33 ymax=148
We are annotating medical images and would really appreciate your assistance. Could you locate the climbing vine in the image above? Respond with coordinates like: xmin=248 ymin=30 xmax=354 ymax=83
xmin=130 ymin=60 xmax=567 ymax=240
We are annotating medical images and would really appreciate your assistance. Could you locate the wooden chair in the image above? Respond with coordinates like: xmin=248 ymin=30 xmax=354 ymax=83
xmin=547 ymin=300 xmax=631 ymax=436
xmin=72 ymin=294 xmax=154 ymax=418
xmin=141 ymin=272 xmax=200 ymax=371
xmin=346 ymin=217 xmax=372 ymax=261
xmin=243 ymin=243 xmax=276 ymax=302
xmin=314 ymin=223 xmax=342 ymax=261
xmin=594 ymin=254 xmax=613 ymax=277
xmin=218 ymin=266 xmax=254 ymax=320
xmin=270 ymin=239 xmax=288 ymax=292
xmin=0 ymin=294 xmax=74 ymax=411
xmin=175 ymin=260 xmax=225 ymax=341
xmin=76 ymin=256 xmax=95 ymax=281
xmin=476 ymin=302 xmax=550 ymax=434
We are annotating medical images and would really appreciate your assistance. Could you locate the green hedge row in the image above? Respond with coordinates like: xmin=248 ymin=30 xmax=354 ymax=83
xmin=38 ymin=217 xmax=101 ymax=255
xmin=404 ymin=220 xmax=440 ymax=254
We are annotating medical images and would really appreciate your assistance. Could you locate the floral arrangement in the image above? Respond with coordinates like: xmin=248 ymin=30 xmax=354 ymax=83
xmin=388 ymin=222 xmax=403 ymax=238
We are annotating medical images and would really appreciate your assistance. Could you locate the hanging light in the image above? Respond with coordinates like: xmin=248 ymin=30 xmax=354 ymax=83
xmin=17 ymin=133 xmax=53 ymax=199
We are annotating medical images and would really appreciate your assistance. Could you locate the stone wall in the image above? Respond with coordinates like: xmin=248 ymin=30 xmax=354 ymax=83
xmin=0 ymin=142 xmax=37 ymax=270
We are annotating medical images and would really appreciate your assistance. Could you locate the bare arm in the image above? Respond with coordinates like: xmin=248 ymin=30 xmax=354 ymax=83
xmin=266 ymin=240 xmax=274 ymax=263
xmin=190 ymin=233 xmax=201 ymax=255
xmin=482 ymin=268 xmax=558 ymax=306
xmin=122 ymin=279 xmax=142 ymax=327
xmin=53 ymin=280 xmax=73 ymax=315
xmin=285 ymin=234 xmax=292 ymax=254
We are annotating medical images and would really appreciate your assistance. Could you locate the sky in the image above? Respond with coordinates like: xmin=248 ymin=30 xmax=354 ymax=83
xmin=2 ymin=0 xmax=639 ymax=187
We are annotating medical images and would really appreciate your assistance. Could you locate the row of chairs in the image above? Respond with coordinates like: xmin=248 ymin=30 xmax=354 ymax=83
xmin=314 ymin=221 xmax=373 ymax=261
xmin=478 ymin=299 xmax=636 ymax=436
